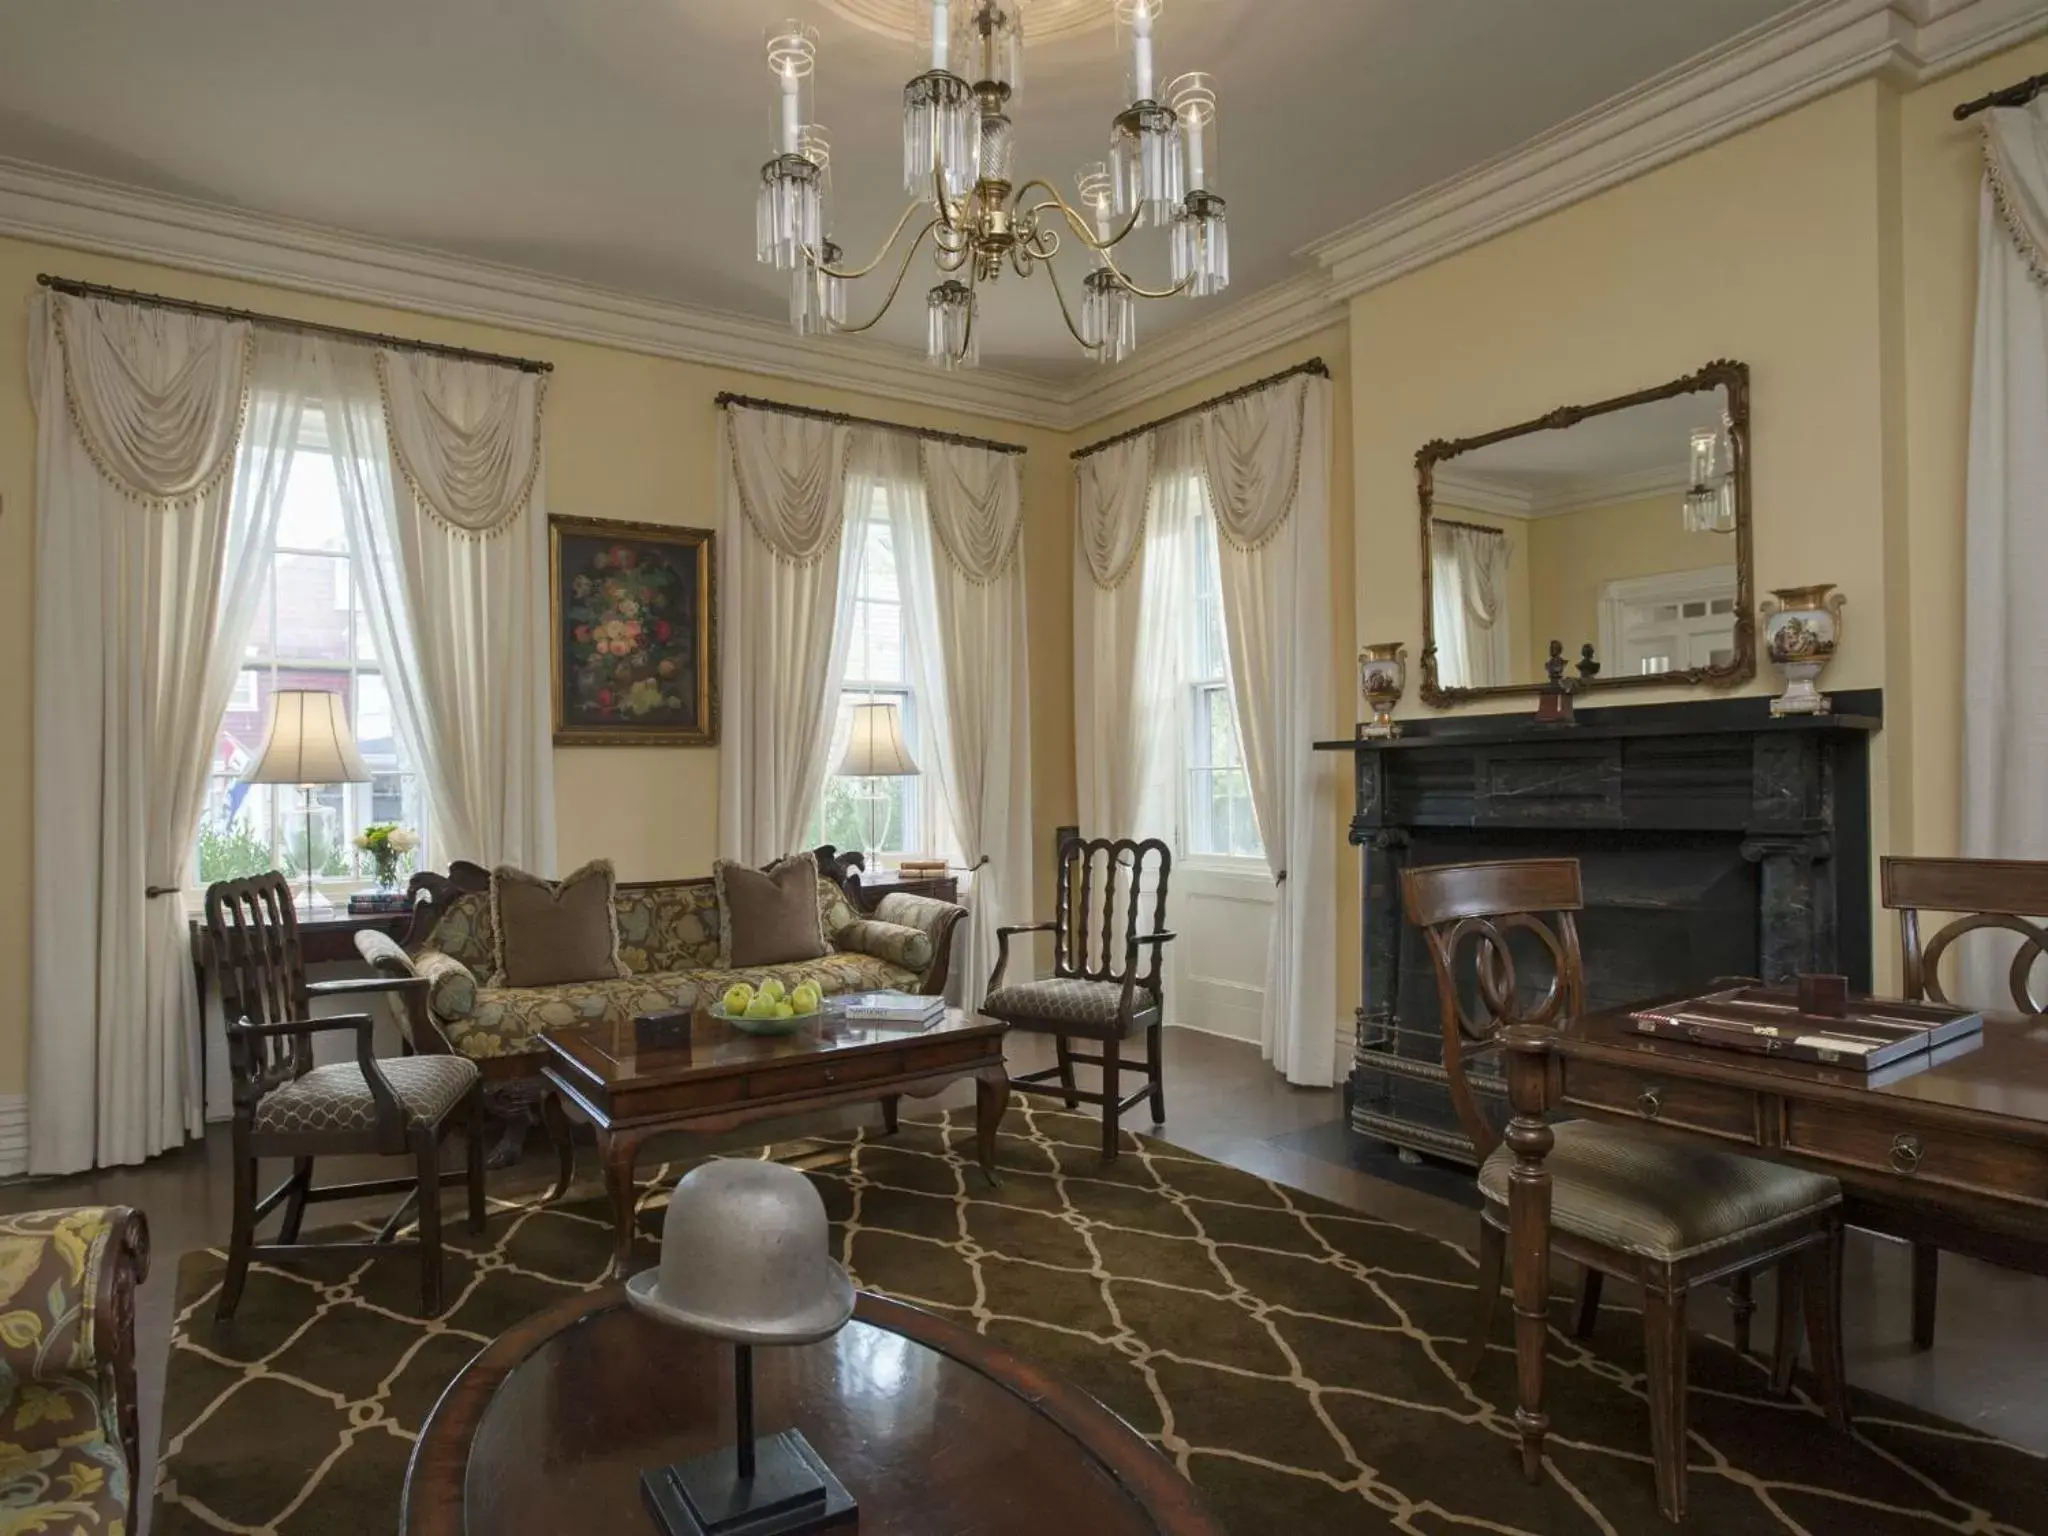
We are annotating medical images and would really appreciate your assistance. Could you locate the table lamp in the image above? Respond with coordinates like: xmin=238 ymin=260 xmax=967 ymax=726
xmin=833 ymin=700 xmax=918 ymax=861
xmin=242 ymin=689 xmax=371 ymax=914
xmin=626 ymin=1159 xmax=858 ymax=1536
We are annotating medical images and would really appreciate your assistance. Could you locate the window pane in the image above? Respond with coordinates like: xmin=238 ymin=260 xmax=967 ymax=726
xmin=275 ymin=449 xmax=346 ymax=552
xmin=273 ymin=554 xmax=352 ymax=661
xmin=244 ymin=575 xmax=275 ymax=660
xmin=355 ymin=672 xmax=399 ymax=768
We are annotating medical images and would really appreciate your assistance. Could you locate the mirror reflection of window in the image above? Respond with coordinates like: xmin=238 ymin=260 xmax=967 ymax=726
xmin=1430 ymin=520 xmax=1511 ymax=688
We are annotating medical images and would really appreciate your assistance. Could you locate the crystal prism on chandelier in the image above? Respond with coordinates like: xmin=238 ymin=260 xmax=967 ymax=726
xmin=751 ymin=1 xmax=1231 ymax=370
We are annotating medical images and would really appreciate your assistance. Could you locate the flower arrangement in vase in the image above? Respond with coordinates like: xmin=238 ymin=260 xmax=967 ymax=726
xmin=353 ymin=823 xmax=420 ymax=893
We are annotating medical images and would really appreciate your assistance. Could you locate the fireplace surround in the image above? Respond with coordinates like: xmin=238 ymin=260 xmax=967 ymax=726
xmin=1315 ymin=690 xmax=1881 ymax=1163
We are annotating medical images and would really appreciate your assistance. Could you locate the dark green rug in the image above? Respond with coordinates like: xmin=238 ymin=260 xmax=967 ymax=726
xmin=154 ymin=1104 xmax=2047 ymax=1534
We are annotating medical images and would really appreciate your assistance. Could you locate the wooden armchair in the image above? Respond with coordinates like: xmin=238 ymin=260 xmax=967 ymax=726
xmin=205 ymin=873 xmax=486 ymax=1320
xmin=981 ymin=836 xmax=1174 ymax=1162
xmin=1402 ymin=857 xmax=1847 ymax=1522
xmin=1880 ymin=854 xmax=2048 ymax=1349
xmin=0 ymin=1207 xmax=148 ymax=1530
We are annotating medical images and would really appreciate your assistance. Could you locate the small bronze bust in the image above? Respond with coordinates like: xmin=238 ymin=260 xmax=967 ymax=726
xmin=1576 ymin=644 xmax=1601 ymax=683
xmin=1543 ymin=640 xmax=1567 ymax=689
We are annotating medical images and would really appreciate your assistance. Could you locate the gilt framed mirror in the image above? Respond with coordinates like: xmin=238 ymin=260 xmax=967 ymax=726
xmin=1416 ymin=359 xmax=1753 ymax=707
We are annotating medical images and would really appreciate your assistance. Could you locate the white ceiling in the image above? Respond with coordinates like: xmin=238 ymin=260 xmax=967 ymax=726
xmin=0 ymin=0 xmax=1802 ymax=381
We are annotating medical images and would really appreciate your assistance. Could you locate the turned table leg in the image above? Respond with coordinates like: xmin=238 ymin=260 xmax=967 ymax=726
xmin=974 ymin=1067 xmax=1009 ymax=1188
xmin=1504 ymin=1023 xmax=1555 ymax=1483
xmin=598 ymin=1128 xmax=644 ymax=1281
xmin=540 ymin=1089 xmax=576 ymax=1204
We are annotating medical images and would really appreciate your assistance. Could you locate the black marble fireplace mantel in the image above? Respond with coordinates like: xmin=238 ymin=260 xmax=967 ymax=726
xmin=1313 ymin=690 xmax=1881 ymax=1164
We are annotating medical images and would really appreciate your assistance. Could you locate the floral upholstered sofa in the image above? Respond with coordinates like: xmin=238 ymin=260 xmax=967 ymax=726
xmin=355 ymin=850 xmax=965 ymax=1077
xmin=0 ymin=1206 xmax=148 ymax=1535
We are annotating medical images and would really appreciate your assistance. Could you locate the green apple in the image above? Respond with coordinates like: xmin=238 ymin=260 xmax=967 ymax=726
xmin=759 ymin=978 xmax=788 ymax=1004
xmin=744 ymin=993 xmax=781 ymax=1020
xmin=721 ymin=982 xmax=755 ymax=1015
xmin=790 ymin=982 xmax=823 ymax=1015
xmin=772 ymin=1002 xmax=795 ymax=1019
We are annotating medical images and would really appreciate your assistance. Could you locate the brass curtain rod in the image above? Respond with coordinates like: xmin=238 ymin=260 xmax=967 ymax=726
xmin=1071 ymin=357 xmax=1330 ymax=461
xmin=714 ymin=391 xmax=1028 ymax=455
xmin=1955 ymin=69 xmax=2048 ymax=120
xmin=1433 ymin=516 xmax=1510 ymax=539
xmin=36 ymin=274 xmax=554 ymax=373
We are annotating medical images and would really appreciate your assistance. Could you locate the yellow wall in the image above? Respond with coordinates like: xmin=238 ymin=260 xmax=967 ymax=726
xmin=0 ymin=235 xmax=1077 ymax=1098
xmin=1522 ymin=494 xmax=1737 ymax=676
xmin=1067 ymin=324 xmax=1359 ymax=1027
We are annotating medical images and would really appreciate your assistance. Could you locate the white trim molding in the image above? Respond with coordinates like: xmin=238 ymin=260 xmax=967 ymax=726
xmin=1437 ymin=465 xmax=1694 ymax=520
xmin=0 ymin=157 xmax=1072 ymax=430
xmin=0 ymin=1096 xmax=25 ymax=1179
xmin=1303 ymin=0 xmax=2048 ymax=303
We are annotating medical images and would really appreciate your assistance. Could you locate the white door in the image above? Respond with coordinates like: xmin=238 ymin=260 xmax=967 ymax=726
xmin=1598 ymin=568 xmax=1741 ymax=677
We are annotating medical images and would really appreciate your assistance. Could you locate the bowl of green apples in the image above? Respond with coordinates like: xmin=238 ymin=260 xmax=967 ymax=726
xmin=707 ymin=978 xmax=825 ymax=1036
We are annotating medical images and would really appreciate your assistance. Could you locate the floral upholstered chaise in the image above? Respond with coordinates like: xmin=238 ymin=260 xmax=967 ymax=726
xmin=355 ymin=850 xmax=965 ymax=1075
xmin=0 ymin=1206 xmax=148 ymax=1534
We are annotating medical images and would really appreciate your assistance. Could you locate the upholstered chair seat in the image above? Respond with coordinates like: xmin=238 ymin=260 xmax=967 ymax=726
xmin=982 ymin=977 xmax=1161 ymax=1040
xmin=1479 ymin=1120 xmax=1841 ymax=1263
xmin=255 ymin=1056 xmax=480 ymax=1136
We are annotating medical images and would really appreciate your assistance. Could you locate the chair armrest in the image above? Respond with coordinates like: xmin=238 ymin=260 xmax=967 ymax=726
xmin=0 ymin=1207 xmax=149 ymax=1486
xmin=226 ymin=1014 xmax=405 ymax=1130
xmin=305 ymin=974 xmax=429 ymax=1000
xmin=996 ymin=921 xmax=1058 ymax=939
xmin=989 ymin=920 xmax=1061 ymax=997
xmin=835 ymin=918 xmax=935 ymax=973
xmin=1130 ymin=931 xmax=1178 ymax=946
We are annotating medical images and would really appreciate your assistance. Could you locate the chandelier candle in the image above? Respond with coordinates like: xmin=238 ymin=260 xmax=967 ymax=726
xmin=756 ymin=0 xmax=1228 ymax=369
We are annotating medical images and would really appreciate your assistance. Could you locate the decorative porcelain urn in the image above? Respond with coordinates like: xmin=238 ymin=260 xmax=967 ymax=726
xmin=1759 ymin=584 xmax=1846 ymax=717
xmin=1358 ymin=644 xmax=1407 ymax=740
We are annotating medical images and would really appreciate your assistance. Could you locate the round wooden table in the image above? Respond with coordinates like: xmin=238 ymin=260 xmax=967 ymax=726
xmin=402 ymin=1288 xmax=1224 ymax=1536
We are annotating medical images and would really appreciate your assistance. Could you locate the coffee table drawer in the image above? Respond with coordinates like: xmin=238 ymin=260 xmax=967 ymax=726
xmin=1563 ymin=1060 xmax=1759 ymax=1143
xmin=750 ymin=1051 xmax=905 ymax=1098
xmin=1782 ymin=1103 xmax=2048 ymax=1207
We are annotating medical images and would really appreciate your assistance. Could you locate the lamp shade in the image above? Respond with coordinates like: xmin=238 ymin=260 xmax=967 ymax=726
xmin=242 ymin=690 xmax=371 ymax=786
xmin=834 ymin=701 xmax=919 ymax=778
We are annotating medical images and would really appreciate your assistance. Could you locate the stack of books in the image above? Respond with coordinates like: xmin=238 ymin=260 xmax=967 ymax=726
xmin=1629 ymin=982 xmax=1981 ymax=1072
xmin=895 ymin=858 xmax=949 ymax=879
xmin=347 ymin=891 xmax=411 ymax=916
xmin=834 ymin=990 xmax=947 ymax=1031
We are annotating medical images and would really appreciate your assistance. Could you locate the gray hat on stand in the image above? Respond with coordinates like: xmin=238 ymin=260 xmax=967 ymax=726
xmin=625 ymin=1159 xmax=855 ymax=1345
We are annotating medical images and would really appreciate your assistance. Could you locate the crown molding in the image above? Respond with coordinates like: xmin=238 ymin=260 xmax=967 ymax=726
xmin=0 ymin=157 xmax=1073 ymax=430
xmin=1302 ymin=0 xmax=2048 ymax=302
xmin=1439 ymin=465 xmax=1703 ymax=520
xmin=1432 ymin=470 xmax=1534 ymax=519
xmin=1061 ymin=272 xmax=1344 ymax=428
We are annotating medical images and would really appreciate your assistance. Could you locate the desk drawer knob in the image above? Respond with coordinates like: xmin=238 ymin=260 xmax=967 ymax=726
xmin=823 ymin=1068 xmax=839 ymax=1085
xmin=1636 ymin=1088 xmax=1662 ymax=1120
xmin=1889 ymin=1133 xmax=1924 ymax=1175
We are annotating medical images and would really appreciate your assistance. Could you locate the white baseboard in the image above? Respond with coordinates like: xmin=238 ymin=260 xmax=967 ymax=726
xmin=0 ymin=1096 xmax=27 ymax=1178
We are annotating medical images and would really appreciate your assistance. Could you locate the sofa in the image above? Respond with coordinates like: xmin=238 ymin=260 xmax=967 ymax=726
xmin=356 ymin=848 xmax=966 ymax=1082
xmin=0 ymin=1206 xmax=148 ymax=1534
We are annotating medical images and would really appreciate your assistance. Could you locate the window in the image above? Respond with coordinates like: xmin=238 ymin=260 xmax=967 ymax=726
xmin=811 ymin=496 xmax=941 ymax=861
xmin=1185 ymin=506 xmax=1262 ymax=860
xmin=191 ymin=408 xmax=427 ymax=896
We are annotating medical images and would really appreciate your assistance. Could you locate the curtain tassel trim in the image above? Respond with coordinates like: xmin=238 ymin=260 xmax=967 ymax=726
xmin=372 ymin=351 xmax=547 ymax=539
xmin=1985 ymin=127 xmax=2048 ymax=288
xmin=722 ymin=411 xmax=853 ymax=567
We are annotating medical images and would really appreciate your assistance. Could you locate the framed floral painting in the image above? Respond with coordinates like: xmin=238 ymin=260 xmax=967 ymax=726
xmin=549 ymin=516 xmax=718 ymax=746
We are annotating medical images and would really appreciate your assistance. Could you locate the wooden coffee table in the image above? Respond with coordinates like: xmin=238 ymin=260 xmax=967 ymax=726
xmin=402 ymin=1288 xmax=1224 ymax=1536
xmin=538 ymin=1006 xmax=1008 ymax=1277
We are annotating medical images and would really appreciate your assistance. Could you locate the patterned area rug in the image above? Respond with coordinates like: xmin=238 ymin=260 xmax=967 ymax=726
xmin=154 ymin=1105 xmax=2046 ymax=1535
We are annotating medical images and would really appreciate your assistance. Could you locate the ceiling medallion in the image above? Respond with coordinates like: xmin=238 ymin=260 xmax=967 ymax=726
xmin=816 ymin=0 xmax=1112 ymax=43
xmin=754 ymin=1 xmax=1230 ymax=371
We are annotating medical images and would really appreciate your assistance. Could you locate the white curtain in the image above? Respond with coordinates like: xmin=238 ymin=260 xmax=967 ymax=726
xmin=906 ymin=439 xmax=1033 ymax=1015
xmin=1963 ymin=100 xmax=2048 ymax=1005
xmin=1074 ymin=436 xmax=1185 ymax=843
xmin=1430 ymin=521 xmax=1511 ymax=688
xmin=317 ymin=343 xmax=554 ymax=872
xmin=28 ymin=294 xmax=309 ymax=1171
xmin=719 ymin=406 xmax=863 ymax=864
xmin=1201 ymin=376 xmax=1339 ymax=1086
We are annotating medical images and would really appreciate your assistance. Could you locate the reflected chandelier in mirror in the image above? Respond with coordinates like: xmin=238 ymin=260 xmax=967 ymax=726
xmin=1416 ymin=360 xmax=1754 ymax=708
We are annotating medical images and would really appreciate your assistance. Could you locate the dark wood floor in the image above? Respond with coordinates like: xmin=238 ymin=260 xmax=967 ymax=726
xmin=5 ymin=1027 xmax=2045 ymax=1533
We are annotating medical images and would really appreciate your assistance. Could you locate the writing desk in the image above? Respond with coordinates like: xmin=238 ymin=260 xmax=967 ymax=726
xmin=1495 ymin=1000 xmax=2048 ymax=1480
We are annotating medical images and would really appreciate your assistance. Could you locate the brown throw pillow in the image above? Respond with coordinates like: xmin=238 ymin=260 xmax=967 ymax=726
xmin=716 ymin=852 xmax=831 ymax=969
xmin=488 ymin=859 xmax=628 ymax=988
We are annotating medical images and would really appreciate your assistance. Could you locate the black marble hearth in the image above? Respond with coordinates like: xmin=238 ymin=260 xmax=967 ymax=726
xmin=1314 ymin=690 xmax=1881 ymax=1164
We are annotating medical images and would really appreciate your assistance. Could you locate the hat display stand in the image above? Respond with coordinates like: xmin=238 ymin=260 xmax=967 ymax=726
xmin=626 ymin=1160 xmax=860 ymax=1536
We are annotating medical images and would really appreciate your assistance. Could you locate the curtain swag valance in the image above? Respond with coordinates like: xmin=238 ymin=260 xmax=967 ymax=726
xmin=375 ymin=351 xmax=547 ymax=538
xmin=920 ymin=440 xmax=1024 ymax=584
xmin=1198 ymin=374 xmax=1309 ymax=554
xmin=1985 ymin=106 xmax=2048 ymax=288
xmin=48 ymin=295 xmax=254 ymax=509
xmin=723 ymin=407 xmax=853 ymax=566
xmin=1075 ymin=434 xmax=1155 ymax=591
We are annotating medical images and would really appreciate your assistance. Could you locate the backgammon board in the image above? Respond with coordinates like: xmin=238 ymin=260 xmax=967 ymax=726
xmin=1629 ymin=982 xmax=1981 ymax=1071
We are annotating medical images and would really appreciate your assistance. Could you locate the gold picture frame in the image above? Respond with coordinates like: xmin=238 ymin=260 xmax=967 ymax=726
xmin=549 ymin=515 xmax=719 ymax=746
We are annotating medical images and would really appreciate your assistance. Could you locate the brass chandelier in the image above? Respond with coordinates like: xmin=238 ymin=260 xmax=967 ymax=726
xmin=755 ymin=1 xmax=1229 ymax=370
